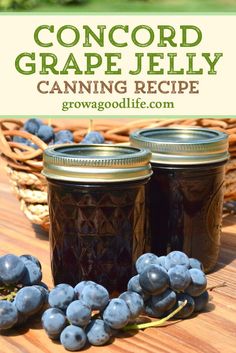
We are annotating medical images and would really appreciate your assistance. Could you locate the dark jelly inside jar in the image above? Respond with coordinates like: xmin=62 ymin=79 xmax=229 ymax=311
xmin=47 ymin=178 xmax=149 ymax=293
xmin=149 ymin=162 xmax=225 ymax=272
xmin=43 ymin=144 xmax=152 ymax=293
xmin=130 ymin=127 xmax=229 ymax=272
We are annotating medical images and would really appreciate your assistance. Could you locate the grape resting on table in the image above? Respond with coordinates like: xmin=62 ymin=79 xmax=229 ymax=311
xmin=0 ymin=251 xmax=210 ymax=352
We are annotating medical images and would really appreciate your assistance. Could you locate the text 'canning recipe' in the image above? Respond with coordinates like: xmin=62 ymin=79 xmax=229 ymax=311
xmin=0 ymin=15 xmax=235 ymax=116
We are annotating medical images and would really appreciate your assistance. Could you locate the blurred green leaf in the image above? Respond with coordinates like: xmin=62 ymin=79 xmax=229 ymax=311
xmin=0 ymin=0 xmax=38 ymax=10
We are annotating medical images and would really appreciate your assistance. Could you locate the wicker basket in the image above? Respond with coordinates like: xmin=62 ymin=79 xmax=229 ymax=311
xmin=1 ymin=118 xmax=236 ymax=231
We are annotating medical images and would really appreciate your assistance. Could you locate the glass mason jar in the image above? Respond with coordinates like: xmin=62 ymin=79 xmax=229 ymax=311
xmin=43 ymin=144 xmax=152 ymax=293
xmin=130 ymin=127 xmax=229 ymax=272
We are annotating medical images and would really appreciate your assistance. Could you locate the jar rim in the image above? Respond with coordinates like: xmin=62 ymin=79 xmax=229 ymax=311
xmin=42 ymin=144 xmax=152 ymax=182
xmin=130 ymin=126 xmax=229 ymax=165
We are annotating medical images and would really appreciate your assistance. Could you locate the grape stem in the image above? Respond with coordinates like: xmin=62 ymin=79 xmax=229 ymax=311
xmin=0 ymin=285 xmax=20 ymax=301
xmin=88 ymin=119 xmax=93 ymax=133
xmin=207 ymin=282 xmax=227 ymax=291
xmin=123 ymin=300 xmax=187 ymax=331
xmin=91 ymin=312 xmax=100 ymax=320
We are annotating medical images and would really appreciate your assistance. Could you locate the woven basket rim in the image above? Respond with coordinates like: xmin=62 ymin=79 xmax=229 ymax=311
xmin=1 ymin=117 xmax=236 ymax=231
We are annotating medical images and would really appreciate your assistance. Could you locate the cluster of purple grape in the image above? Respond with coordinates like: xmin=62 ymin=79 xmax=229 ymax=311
xmin=0 ymin=251 xmax=209 ymax=351
xmin=0 ymin=254 xmax=48 ymax=330
xmin=13 ymin=117 xmax=104 ymax=148
xmin=129 ymin=251 xmax=209 ymax=319
xmin=42 ymin=280 xmax=145 ymax=351
xmin=41 ymin=251 xmax=209 ymax=351
xmin=80 ymin=131 xmax=104 ymax=144
xmin=42 ymin=281 xmax=115 ymax=350
xmin=13 ymin=118 xmax=54 ymax=147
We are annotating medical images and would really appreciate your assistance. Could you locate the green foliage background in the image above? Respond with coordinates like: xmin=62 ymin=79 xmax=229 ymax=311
xmin=1 ymin=0 xmax=236 ymax=12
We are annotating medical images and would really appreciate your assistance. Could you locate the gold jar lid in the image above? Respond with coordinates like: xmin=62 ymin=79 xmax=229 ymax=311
xmin=130 ymin=127 xmax=229 ymax=165
xmin=42 ymin=144 xmax=152 ymax=182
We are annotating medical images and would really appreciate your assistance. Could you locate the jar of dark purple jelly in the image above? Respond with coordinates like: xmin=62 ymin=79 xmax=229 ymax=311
xmin=130 ymin=127 xmax=229 ymax=272
xmin=43 ymin=144 xmax=152 ymax=293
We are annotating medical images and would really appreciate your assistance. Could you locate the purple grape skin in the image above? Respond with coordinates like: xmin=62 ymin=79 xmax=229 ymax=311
xmin=127 ymin=274 xmax=150 ymax=301
xmin=21 ymin=260 xmax=42 ymax=285
xmin=144 ymin=300 xmax=164 ymax=318
xmin=0 ymin=254 xmax=26 ymax=285
xmin=80 ymin=282 xmax=109 ymax=311
xmin=48 ymin=284 xmax=75 ymax=311
xmin=86 ymin=319 xmax=112 ymax=346
xmin=119 ymin=291 xmax=144 ymax=320
xmin=174 ymin=293 xmax=195 ymax=319
xmin=194 ymin=291 xmax=209 ymax=312
xmin=13 ymin=136 xmax=27 ymax=144
xmin=81 ymin=131 xmax=104 ymax=144
xmin=189 ymin=258 xmax=204 ymax=271
xmin=34 ymin=285 xmax=49 ymax=303
xmin=55 ymin=130 xmax=74 ymax=142
xmin=37 ymin=125 xmax=54 ymax=143
xmin=54 ymin=138 xmax=73 ymax=145
xmin=20 ymin=254 xmax=42 ymax=269
xmin=139 ymin=265 xmax=169 ymax=295
xmin=13 ymin=310 xmax=28 ymax=327
xmin=165 ymin=251 xmax=190 ymax=270
xmin=60 ymin=325 xmax=87 ymax=351
xmin=0 ymin=300 xmax=18 ymax=330
xmin=23 ymin=118 xmax=43 ymax=135
xmin=66 ymin=300 xmax=91 ymax=327
xmin=42 ymin=308 xmax=67 ymax=339
xmin=185 ymin=269 xmax=207 ymax=297
xmin=74 ymin=281 xmax=95 ymax=299
xmin=15 ymin=286 xmax=44 ymax=316
xmin=103 ymin=298 xmax=130 ymax=329
xmin=151 ymin=289 xmax=176 ymax=313
xmin=168 ymin=265 xmax=191 ymax=292
xmin=158 ymin=256 xmax=167 ymax=269
xmin=135 ymin=253 xmax=160 ymax=274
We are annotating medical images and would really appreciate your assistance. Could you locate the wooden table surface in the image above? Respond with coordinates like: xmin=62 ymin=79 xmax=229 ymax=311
xmin=0 ymin=148 xmax=236 ymax=353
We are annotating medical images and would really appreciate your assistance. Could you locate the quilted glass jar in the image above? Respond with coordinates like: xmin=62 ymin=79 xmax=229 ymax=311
xmin=130 ymin=127 xmax=229 ymax=272
xmin=43 ymin=144 xmax=152 ymax=293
